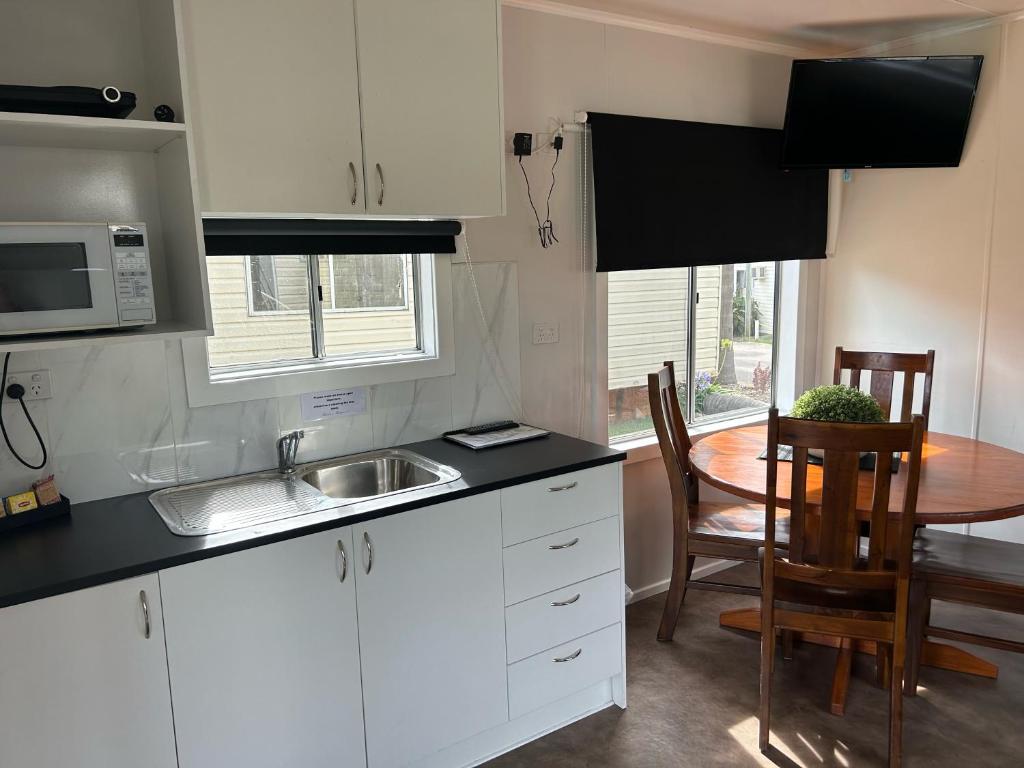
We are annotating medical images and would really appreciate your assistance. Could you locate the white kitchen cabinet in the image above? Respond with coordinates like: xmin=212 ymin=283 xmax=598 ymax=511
xmin=160 ymin=528 xmax=366 ymax=768
xmin=355 ymin=0 xmax=505 ymax=217
xmin=0 ymin=575 xmax=177 ymax=768
xmin=180 ymin=0 xmax=365 ymax=215
xmin=354 ymin=494 xmax=508 ymax=768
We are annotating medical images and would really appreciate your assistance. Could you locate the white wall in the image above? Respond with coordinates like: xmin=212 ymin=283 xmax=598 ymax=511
xmin=818 ymin=21 xmax=1024 ymax=542
xmin=468 ymin=6 xmax=795 ymax=595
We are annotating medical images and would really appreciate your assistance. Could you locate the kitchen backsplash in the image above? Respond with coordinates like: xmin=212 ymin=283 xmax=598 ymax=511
xmin=0 ymin=262 xmax=521 ymax=504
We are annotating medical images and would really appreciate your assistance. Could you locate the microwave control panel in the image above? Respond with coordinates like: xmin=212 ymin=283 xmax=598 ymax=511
xmin=108 ymin=224 xmax=156 ymax=326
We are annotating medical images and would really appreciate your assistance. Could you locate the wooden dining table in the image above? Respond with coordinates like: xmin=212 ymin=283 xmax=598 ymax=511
xmin=689 ymin=424 xmax=1024 ymax=715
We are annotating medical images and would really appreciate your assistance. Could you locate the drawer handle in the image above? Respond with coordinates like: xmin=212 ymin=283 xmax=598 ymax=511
xmin=551 ymin=593 xmax=581 ymax=607
xmin=548 ymin=537 xmax=580 ymax=550
xmin=139 ymin=590 xmax=151 ymax=640
xmin=548 ymin=481 xmax=578 ymax=492
xmin=554 ymin=648 xmax=583 ymax=663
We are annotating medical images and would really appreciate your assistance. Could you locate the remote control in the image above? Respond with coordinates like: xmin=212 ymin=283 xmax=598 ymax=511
xmin=460 ymin=420 xmax=519 ymax=436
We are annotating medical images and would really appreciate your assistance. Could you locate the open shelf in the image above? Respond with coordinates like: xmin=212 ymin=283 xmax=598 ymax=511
xmin=0 ymin=323 xmax=209 ymax=354
xmin=0 ymin=112 xmax=186 ymax=152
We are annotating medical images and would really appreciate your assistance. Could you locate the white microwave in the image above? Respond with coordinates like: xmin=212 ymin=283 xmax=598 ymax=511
xmin=0 ymin=222 xmax=156 ymax=337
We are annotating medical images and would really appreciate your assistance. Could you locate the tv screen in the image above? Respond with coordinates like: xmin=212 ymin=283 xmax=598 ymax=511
xmin=781 ymin=56 xmax=983 ymax=169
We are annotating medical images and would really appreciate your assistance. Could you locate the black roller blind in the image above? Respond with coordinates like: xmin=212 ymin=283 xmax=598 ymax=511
xmin=204 ymin=218 xmax=462 ymax=256
xmin=588 ymin=112 xmax=827 ymax=272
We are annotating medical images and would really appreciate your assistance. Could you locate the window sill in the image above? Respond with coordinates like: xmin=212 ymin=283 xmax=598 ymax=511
xmin=614 ymin=410 xmax=769 ymax=467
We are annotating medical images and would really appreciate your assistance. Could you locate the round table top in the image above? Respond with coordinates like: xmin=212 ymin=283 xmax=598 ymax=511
xmin=689 ymin=425 xmax=1024 ymax=525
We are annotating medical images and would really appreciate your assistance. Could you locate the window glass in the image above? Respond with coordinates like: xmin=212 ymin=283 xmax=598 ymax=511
xmin=607 ymin=262 xmax=777 ymax=441
xmin=206 ymin=255 xmax=313 ymax=369
xmin=321 ymin=255 xmax=419 ymax=358
xmin=607 ymin=268 xmax=688 ymax=440
xmin=692 ymin=262 xmax=775 ymax=423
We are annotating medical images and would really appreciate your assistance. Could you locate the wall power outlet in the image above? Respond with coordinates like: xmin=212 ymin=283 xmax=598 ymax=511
xmin=532 ymin=322 xmax=559 ymax=345
xmin=3 ymin=370 xmax=52 ymax=401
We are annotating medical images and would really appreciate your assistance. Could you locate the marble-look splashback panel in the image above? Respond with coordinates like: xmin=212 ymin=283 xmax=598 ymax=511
xmin=0 ymin=262 xmax=521 ymax=504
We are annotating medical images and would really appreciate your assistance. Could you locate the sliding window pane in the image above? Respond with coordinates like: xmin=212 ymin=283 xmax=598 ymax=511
xmin=321 ymin=254 xmax=421 ymax=358
xmin=692 ymin=262 xmax=775 ymax=423
xmin=607 ymin=268 xmax=689 ymax=440
xmin=206 ymin=255 xmax=313 ymax=369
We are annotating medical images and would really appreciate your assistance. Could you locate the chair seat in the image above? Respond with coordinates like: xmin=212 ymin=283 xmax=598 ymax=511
xmin=914 ymin=529 xmax=1024 ymax=591
xmin=689 ymin=502 xmax=789 ymax=546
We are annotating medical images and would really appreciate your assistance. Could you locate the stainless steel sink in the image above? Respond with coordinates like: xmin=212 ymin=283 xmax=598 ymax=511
xmin=299 ymin=449 xmax=461 ymax=501
xmin=150 ymin=449 xmax=460 ymax=536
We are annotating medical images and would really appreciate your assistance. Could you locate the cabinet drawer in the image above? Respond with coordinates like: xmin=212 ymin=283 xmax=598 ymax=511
xmin=501 ymin=465 xmax=619 ymax=546
xmin=506 ymin=570 xmax=622 ymax=663
xmin=508 ymin=624 xmax=622 ymax=720
xmin=503 ymin=516 xmax=620 ymax=606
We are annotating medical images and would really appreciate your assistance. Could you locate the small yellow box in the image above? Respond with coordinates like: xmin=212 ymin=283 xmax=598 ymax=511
xmin=5 ymin=491 xmax=38 ymax=516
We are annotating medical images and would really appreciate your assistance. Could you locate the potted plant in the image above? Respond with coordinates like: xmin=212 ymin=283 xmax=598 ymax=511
xmin=789 ymin=384 xmax=887 ymax=458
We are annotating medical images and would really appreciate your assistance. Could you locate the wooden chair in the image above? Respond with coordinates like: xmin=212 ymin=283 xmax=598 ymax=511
xmin=905 ymin=529 xmax=1024 ymax=695
xmin=834 ymin=347 xmax=935 ymax=429
xmin=649 ymin=362 xmax=787 ymax=642
xmin=759 ymin=409 xmax=925 ymax=768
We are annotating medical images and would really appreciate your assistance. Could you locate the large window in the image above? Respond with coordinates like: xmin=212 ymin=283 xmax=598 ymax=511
xmin=206 ymin=253 xmax=420 ymax=373
xmin=607 ymin=262 xmax=778 ymax=441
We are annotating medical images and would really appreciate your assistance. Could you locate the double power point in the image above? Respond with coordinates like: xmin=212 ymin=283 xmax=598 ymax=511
xmin=3 ymin=369 xmax=52 ymax=401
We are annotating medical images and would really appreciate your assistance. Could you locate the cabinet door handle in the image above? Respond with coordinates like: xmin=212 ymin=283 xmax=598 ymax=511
xmin=363 ymin=531 xmax=374 ymax=574
xmin=375 ymin=163 xmax=385 ymax=207
xmin=548 ymin=537 xmax=579 ymax=550
xmin=551 ymin=593 xmax=581 ymax=607
xmin=337 ymin=539 xmax=348 ymax=583
xmin=348 ymin=162 xmax=359 ymax=207
xmin=548 ymin=481 xmax=578 ymax=492
xmin=139 ymin=590 xmax=151 ymax=639
xmin=553 ymin=648 xmax=582 ymax=663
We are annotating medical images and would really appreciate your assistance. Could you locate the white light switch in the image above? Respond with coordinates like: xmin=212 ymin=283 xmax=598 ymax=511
xmin=532 ymin=322 xmax=559 ymax=345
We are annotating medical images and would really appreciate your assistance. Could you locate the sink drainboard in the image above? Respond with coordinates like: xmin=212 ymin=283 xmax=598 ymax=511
xmin=150 ymin=474 xmax=325 ymax=536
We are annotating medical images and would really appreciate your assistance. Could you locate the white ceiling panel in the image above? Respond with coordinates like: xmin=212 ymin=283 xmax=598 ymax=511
xmin=546 ymin=0 xmax=1024 ymax=52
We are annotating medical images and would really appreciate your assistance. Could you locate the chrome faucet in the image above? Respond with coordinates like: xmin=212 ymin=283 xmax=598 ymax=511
xmin=277 ymin=430 xmax=305 ymax=474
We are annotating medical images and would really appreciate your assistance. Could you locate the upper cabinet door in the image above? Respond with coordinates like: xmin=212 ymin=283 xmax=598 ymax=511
xmin=354 ymin=494 xmax=508 ymax=767
xmin=0 ymin=575 xmax=177 ymax=768
xmin=355 ymin=0 xmax=505 ymax=218
xmin=160 ymin=528 xmax=367 ymax=768
xmin=181 ymin=0 xmax=365 ymax=215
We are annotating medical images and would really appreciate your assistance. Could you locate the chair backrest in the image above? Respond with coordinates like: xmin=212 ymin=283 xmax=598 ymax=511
xmin=648 ymin=361 xmax=697 ymax=506
xmin=764 ymin=409 xmax=925 ymax=593
xmin=833 ymin=347 xmax=935 ymax=429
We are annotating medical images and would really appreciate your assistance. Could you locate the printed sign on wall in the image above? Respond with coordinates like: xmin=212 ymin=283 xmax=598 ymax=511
xmin=300 ymin=387 xmax=367 ymax=421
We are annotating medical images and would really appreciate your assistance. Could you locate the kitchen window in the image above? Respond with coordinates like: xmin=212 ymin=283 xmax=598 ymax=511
xmin=607 ymin=261 xmax=779 ymax=442
xmin=183 ymin=251 xmax=454 ymax=408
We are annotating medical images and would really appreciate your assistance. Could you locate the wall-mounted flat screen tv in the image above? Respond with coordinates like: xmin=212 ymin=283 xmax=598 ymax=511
xmin=781 ymin=55 xmax=983 ymax=169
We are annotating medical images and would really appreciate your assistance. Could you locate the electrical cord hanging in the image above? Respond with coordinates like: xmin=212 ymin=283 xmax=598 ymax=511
xmin=541 ymin=143 xmax=561 ymax=247
xmin=519 ymin=155 xmax=552 ymax=248
xmin=0 ymin=352 xmax=48 ymax=470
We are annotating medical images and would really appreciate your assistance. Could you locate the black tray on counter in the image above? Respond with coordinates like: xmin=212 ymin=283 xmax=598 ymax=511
xmin=0 ymin=495 xmax=71 ymax=534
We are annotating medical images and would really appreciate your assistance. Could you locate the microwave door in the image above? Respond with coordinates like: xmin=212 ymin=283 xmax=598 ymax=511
xmin=0 ymin=234 xmax=118 ymax=335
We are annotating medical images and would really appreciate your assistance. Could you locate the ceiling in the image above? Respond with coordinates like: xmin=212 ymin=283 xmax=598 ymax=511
xmin=546 ymin=0 xmax=1024 ymax=53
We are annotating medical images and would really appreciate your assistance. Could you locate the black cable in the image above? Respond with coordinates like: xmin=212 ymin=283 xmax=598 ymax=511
xmin=0 ymin=352 xmax=48 ymax=470
xmin=519 ymin=155 xmax=549 ymax=248
xmin=542 ymin=147 xmax=561 ymax=246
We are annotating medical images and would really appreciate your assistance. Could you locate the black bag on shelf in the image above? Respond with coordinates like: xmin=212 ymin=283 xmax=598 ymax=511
xmin=0 ymin=84 xmax=137 ymax=119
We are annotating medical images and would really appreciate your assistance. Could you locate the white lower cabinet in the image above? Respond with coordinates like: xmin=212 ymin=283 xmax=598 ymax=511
xmin=354 ymin=494 xmax=509 ymax=768
xmin=160 ymin=528 xmax=367 ymax=768
xmin=0 ymin=575 xmax=177 ymax=768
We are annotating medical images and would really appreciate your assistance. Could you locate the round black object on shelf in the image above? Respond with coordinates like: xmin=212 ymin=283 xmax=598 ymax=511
xmin=154 ymin=104 xmax=175 ymax=122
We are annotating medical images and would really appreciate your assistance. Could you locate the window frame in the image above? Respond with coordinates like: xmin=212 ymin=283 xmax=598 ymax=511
xmin=182 ymin=253 xmax=455 ymax=408
xmin=608 ymin=260 xmax=782 ymax=445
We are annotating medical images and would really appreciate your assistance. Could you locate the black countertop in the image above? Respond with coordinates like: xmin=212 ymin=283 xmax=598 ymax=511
xmin=0 ymin=432 xmax=624 ymax=610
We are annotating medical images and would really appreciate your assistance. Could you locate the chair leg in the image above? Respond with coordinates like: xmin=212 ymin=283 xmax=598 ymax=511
xmin=657 ymin=537 xmax=695 ymax=642
xmin=904 ymin=579 xmax=928 ymax=696
xmin=876 ymin=642 xmax=892 ymax=689
xmin=889 ymin=658 xmax=905 ymax=768
xmin=759 ymin=605 xmax=775 ymax=752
